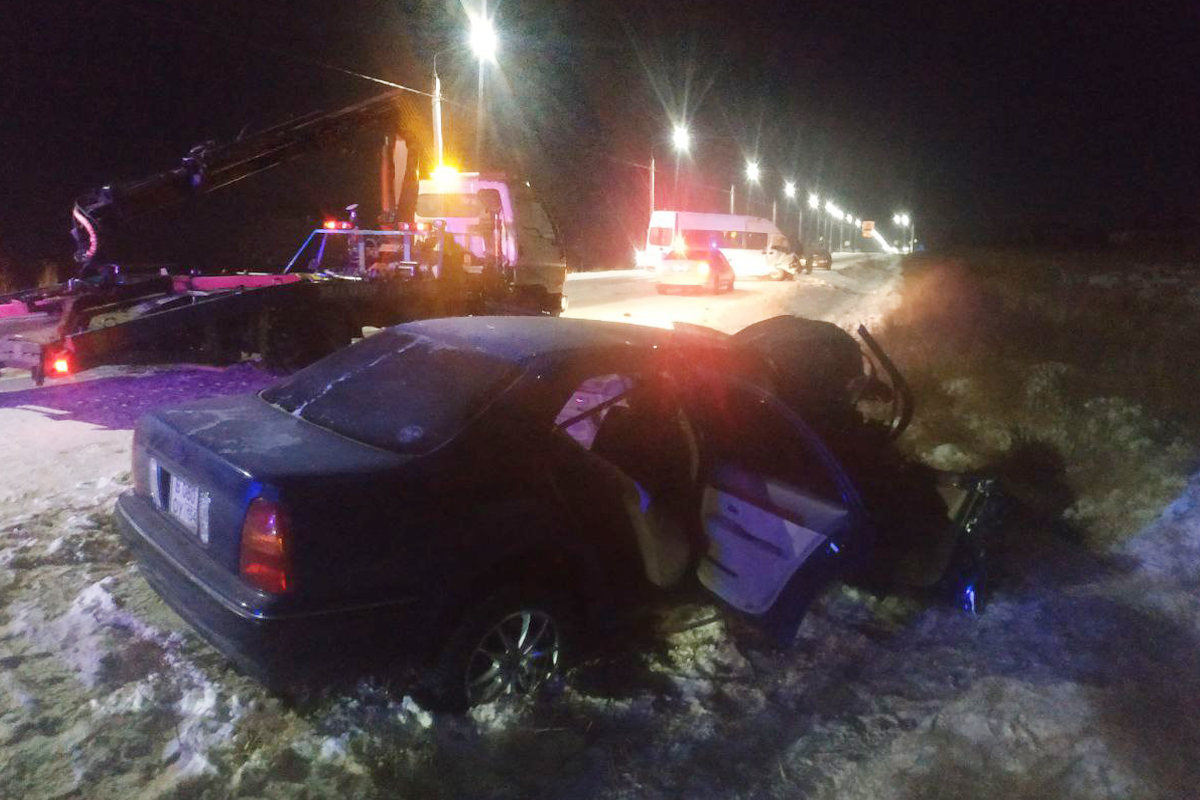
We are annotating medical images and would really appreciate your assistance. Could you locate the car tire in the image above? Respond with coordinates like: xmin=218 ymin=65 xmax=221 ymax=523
xmin=418 ymin=587 xmax=569 ymax=712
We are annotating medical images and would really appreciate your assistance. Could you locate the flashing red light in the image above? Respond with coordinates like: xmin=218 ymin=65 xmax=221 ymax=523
xmin=52 ymin=356 xmax=70 ymax=375
xmin=398 ymin=222 xmax=411 ymax=231
xmin=322 ymin=219 xmax=338 ymax=230
xmin=339 ymin=221 xmax=353 ymax=230
xmin=416 ymin=222 xmax=428 ymax=232
xmin=239 ymin=498 xmax=293 ymax=594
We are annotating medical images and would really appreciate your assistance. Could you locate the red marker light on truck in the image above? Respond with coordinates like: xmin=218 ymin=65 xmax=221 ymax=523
xmin=239 ymin=498 xmax=293 ymax=593
xmin=323 ymin=220 xmax=338 ymax=230
xmin=53 ymin=357 xmax=70 ymax=375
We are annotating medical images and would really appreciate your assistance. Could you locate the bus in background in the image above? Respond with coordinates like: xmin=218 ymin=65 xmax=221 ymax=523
xmin=635 ymin=210 xmax=793 ymax=278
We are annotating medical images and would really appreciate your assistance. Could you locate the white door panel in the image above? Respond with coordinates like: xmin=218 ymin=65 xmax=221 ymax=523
xmin=760 ymin=480 xmax=850 ymax=532
xmin=698 ymin=487 xmax=832 ymax=614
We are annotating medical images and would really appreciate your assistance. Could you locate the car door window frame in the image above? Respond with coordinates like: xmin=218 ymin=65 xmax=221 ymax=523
xmin=688 ymin=370 xmax=863 ymax=514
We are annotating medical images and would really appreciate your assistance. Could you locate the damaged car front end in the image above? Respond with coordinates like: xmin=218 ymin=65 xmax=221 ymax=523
xmin=723 ymin=315 xmax=1006 ymax=613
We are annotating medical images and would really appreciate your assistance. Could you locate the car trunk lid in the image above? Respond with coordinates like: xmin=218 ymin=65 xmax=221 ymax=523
xmin=135 ymin=394 xmax=407 ymax=575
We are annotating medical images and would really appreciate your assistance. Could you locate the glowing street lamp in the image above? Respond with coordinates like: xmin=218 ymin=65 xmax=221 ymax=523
xmin=893 ymin=212 xmax=914 ymax=252
xmin=783 ymin=181 xmax=796 ymax=199
xmin=467 ymin=12 xmax=499 ymax=63
xmin=745 ymin=160 xmax=760 ymax=183
xmin=672 ymin=124 xmax=691 ymax=154
xmin=432 ymin=11 xmax=500 ymax=169
xmin=808 ymin=193 xmax=820 ymax=210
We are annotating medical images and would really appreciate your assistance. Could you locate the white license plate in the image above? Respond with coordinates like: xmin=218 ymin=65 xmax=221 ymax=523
xmin=168 ymin=475 xmax=200 ymax=533
xmin=673 ymin=263 xmax=692 ymax=273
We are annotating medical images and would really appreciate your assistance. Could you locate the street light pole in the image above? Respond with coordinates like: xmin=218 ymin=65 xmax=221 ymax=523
xmin=468 ymin=9 xmax=498 ymax=165
xmin=744 ymin=160 xmax=759 ymax=217
xmin=649 ymin=154 xmax=656 ymax=217
xmin=432 ymin=50 xmax=448 ymax=167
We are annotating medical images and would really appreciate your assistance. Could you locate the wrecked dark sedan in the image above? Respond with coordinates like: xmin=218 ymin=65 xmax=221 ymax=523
xmin=115 ymin=315 xmax=1000 ymax=708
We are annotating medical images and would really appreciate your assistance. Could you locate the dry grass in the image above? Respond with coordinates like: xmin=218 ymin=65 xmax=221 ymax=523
xmin=875 ymin=249 xmax=1200 ymax=547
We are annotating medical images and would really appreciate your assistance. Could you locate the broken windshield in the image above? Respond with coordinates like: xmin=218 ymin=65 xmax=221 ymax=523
xmin=262 ymin=330 xmax=521 ymax=454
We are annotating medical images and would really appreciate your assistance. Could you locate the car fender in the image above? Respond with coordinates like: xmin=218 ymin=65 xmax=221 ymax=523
xmin=427 ymin=496 xmax=605 ymax=631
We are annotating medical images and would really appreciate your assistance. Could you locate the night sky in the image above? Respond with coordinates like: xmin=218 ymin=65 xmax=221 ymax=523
xmin=2 ymin=0 xmax=1197 ymax=276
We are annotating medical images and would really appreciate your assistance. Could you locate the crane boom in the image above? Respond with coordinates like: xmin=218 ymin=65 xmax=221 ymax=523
xmin=71 ymin=89 xmax=415 ymax=270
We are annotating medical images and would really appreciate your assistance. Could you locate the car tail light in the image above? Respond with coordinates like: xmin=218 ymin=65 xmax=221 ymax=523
xmin=239 ymin=498 xmax=293 ymax=593
xmin=697 ymin=261 xmax=711 ymax=277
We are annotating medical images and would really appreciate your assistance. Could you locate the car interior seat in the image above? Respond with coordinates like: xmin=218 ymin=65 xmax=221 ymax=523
xmin=591 ymin=403 xmax=698 ymax=588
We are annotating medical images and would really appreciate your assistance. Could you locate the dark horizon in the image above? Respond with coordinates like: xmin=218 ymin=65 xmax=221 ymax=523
xmin=2 ymin=0 xmax=1197 ymax=278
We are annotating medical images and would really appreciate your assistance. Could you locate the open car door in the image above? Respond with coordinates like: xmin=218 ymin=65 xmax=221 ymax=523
xmin=687 ymin=376 xmax=865 ymax=641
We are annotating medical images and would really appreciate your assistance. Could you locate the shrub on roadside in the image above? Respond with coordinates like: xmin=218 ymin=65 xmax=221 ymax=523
xmin=876 ymin=250 xmax=1199 ymax=547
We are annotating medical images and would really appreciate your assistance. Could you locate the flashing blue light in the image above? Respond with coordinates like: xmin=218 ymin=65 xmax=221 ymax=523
xmin=961 ymin=582 xmax=977 ymax=614
xmin=829 ymin=542 xmax=840 ymax=554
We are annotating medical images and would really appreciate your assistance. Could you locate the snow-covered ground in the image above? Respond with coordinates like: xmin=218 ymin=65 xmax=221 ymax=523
xmin=3 ymin=255 xmax=1198 ymax=799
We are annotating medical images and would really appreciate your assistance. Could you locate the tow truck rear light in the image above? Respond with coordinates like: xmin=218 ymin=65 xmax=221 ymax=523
xmin=45 ymin=352 xmax=71 ymax=376
xmin=416 ymin=222 xmax=428 ymax=232
xmin=239 ymin=498 xmax=293 ymax=594
xmin=323 ymin=219 xmax=338 ymax=230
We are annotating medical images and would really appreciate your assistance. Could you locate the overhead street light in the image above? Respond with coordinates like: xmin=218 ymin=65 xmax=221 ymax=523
xmin=745 ymin=160 xmax=760 ymax=182
xmin=672 ymin=124 xmax=690 ymax=153
xmin=808 ymin=193 xmax=820 ymax=209
xmin=893 ymin=211 xmax=914 ymax=252
xmin=783 ymin=181 xmax=796 ymax=199
xmin=468 ymin=12 xmax=499 ymax=63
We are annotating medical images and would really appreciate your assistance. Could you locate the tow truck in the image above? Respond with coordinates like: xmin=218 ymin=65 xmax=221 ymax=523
xmin=0 ymin=90 xmax=567 ymax=384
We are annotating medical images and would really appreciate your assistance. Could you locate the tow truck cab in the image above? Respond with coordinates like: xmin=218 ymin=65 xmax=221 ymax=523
xmin=416 ymin=169 xmax=567 ymax=313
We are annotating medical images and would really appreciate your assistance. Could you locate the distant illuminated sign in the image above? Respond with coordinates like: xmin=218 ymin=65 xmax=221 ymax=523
xmin=862 ymin=220 xmax=875 ymax=237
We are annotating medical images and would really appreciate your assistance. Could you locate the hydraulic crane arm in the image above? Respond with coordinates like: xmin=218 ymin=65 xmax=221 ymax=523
xmin=71 ymin=89 xmax=415 ymax=271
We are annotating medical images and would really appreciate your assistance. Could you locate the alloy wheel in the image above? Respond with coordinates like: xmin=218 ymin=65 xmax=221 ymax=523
xmin=464 ymin=609 xmax=560 ymax=705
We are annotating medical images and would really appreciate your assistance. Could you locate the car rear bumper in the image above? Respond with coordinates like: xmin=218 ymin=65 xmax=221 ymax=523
xmin=657 ymin=274 xmax=709 ymax=287
xmin=116 ymin=491 xmax=428 ymax=689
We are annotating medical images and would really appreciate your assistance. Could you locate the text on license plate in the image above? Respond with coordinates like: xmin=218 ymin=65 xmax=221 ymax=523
xmin=169 ymin=475 xmax=200 ymax=533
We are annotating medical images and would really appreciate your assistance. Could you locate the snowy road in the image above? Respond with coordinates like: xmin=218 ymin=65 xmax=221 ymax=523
xmin=563 ymin=253 xmax=898 ymax=333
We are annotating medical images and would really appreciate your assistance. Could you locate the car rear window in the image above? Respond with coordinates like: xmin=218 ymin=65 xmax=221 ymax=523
xmin=262 ymin=330 xmax=521 ymax=454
